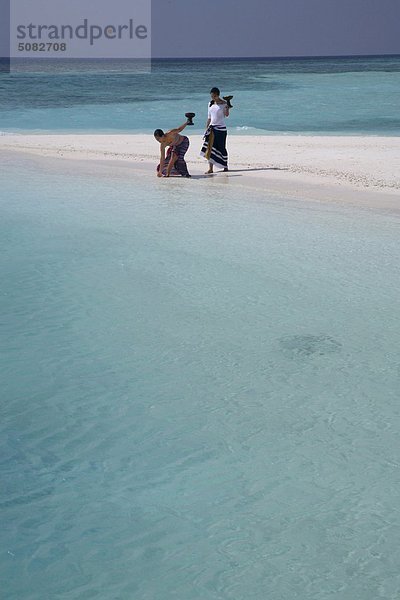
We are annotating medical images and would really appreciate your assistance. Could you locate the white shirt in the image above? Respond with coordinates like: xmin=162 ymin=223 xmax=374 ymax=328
xmin=208 ymin=102 xmax=227 ymax=129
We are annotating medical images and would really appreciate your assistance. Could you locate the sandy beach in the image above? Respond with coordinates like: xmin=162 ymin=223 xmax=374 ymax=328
xmin=1 ymin=133 xmax=400 ymax=209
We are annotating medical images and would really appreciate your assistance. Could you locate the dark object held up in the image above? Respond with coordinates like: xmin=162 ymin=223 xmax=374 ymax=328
xmin=185 ymin=112 xmax=195 ymax=125
xmin=223 ymin=95 xmax=233 ymax=108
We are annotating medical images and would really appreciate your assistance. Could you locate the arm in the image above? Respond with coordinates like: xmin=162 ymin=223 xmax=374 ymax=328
xmin=169 ymin=120 xmax=189 ymax=135
xmin=158 ymin=143 xmax=166 ymax=177
xmin=205 ymin=105 xmax=211 ymax=130
xmin=166 ymin=152 xmax=177 ymax=177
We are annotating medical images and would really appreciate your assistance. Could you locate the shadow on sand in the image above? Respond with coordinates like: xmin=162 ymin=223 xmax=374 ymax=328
xmin=222 ymin=167 xmax=288 ymax=173
xmin=190 ymin=173 xmax=243 ymax=180
xmin=187 ymin=167 xmax=288 ymax=180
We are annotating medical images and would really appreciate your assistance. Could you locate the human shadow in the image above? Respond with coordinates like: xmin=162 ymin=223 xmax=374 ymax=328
xmin=189 ymin=173 xmax=243 ymax=180
xmin=222 ymin=167 xmax=288 ymax=173
xmin=182 ymin=167 xmax=287 ymax=180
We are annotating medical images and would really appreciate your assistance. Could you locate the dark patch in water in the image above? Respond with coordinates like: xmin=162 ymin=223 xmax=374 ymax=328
xmin=279 ymin=334 xmax=342 ymax=359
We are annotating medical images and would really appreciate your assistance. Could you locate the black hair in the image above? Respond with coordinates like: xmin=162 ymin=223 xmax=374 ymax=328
xmin=209 ymin=87 xmax=220 ymax=106
xmin=154 ymin=129 xmax=164 ymax=138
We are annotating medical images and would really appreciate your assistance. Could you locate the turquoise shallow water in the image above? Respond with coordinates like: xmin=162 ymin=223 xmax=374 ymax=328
xmin=0 ymin=56 xmax=400 ymax=134
xmin=1 ymin=153 xmax=400 ymax=598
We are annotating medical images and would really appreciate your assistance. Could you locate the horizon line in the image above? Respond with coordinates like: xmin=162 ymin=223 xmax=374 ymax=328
xmin=1 ymin=53 xmax=399 ymax=63
xmin=151 ymin=52 xmax=400 ymax=60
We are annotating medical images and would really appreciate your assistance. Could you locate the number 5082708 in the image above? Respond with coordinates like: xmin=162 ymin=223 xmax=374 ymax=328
xmin=18 ymin=43 xmax=67 ymax=51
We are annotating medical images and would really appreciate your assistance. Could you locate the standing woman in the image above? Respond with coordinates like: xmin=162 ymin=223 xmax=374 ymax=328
xmin=200 ymin=87 xmax=229 ymax=173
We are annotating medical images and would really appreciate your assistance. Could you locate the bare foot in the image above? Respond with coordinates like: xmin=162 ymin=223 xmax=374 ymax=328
xmin=223 ymin=167 xmax=229 ymax=172
xmin=206 ymin=168 xmax=214 ymax=174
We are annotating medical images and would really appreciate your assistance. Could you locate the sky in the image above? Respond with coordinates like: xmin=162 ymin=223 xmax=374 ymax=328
xmin=151 ymin=0 xmax=400 ymax=58
xmin=1 ymin=0 xmax=400 ymax=59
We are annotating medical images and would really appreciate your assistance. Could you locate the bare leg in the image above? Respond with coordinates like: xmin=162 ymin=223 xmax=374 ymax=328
xmin=206 ymin=162 xmax=214 ymax=174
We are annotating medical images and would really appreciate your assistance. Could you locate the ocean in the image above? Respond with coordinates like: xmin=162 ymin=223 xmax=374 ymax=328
xmin=1 ymin=56 xmax=400 ymax=599
xmin=1 ymin=151 xmax=400 ymax=599
xmin=0 ymin=55 xmax=400 ymax=135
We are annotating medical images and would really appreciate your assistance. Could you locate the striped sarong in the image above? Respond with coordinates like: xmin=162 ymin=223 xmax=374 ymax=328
xmin=158 ymin=136 xmax=190 ymax=177
xmin=200 ymin=126 xmax=228 ymax=169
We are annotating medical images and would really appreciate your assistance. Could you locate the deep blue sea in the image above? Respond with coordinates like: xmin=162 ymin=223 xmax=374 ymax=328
xmin=0 ymin=55 xmax=400 ymax=134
